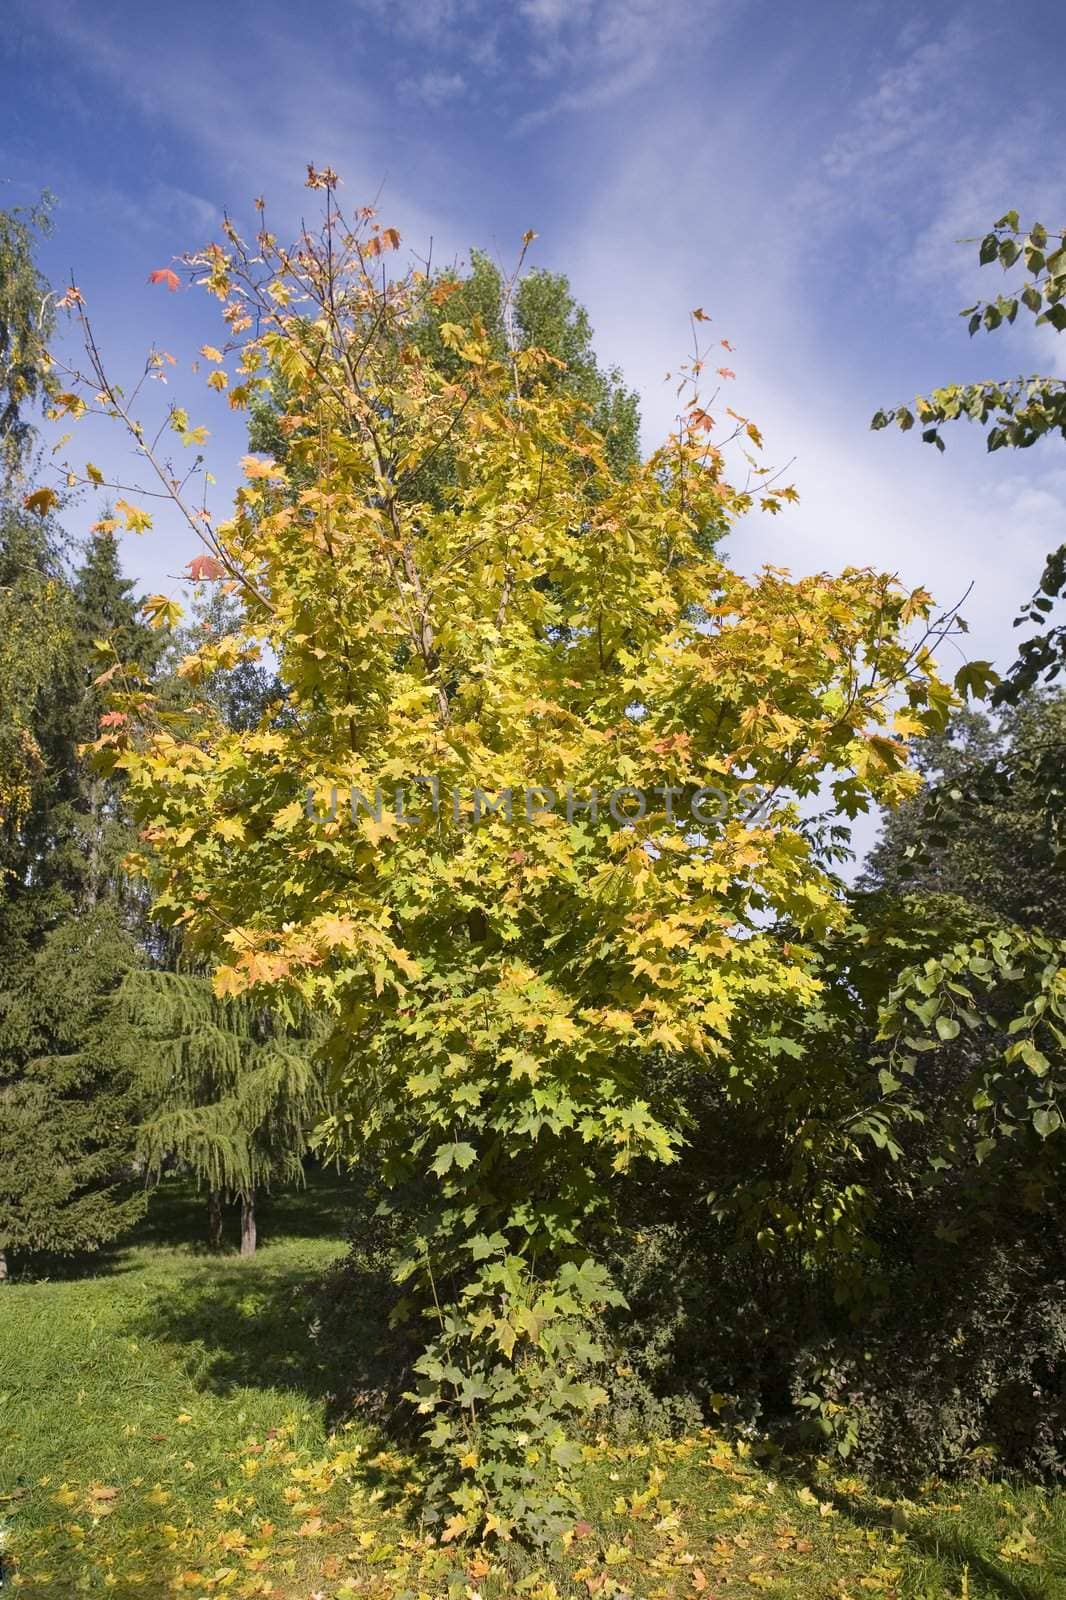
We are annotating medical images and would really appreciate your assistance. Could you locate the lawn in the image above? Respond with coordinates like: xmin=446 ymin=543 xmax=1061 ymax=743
xmin=1 ymin=1176 xmax=1064 ymax=1599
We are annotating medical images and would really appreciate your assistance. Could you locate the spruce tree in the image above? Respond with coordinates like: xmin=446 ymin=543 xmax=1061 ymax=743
xmin=121 ymin=970 xmax=324 ymax=1254
xmin=0 ymin=528 xmax=157 ymax=1275
xmin=0 ymin=904 xmax=145 ymax=1275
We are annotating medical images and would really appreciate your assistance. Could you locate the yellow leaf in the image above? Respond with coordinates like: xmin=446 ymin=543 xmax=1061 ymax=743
xmin=116 ymin=498 xmax=153 ymax=533
xmin=892 ymin=710 xmax=927 ymax=739
xmin=23 ymin=487 xmax=58 ymax=517
xmin=241 ymin=454 xmax=286 ymax=481
xmin=142 ymin=594 xmax=184 ymax=630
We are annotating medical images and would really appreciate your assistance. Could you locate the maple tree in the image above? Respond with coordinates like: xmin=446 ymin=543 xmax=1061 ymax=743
xmin=60 ymin=171 xmax=973 ymax=1537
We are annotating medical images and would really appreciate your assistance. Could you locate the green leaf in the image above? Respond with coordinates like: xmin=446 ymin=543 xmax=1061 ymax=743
xmin=979 ymin=232 xmax=999 ymax=265
xmin=430 ymin=1141 xmax=478 ymax=1176
xmin=467 ymin=1231 xmax=507 ymax=1261
xmin=954 ymin=660 xmax=999 ymax=702
xmin=1032 ymin=1106 xmax=1062 ymax=1138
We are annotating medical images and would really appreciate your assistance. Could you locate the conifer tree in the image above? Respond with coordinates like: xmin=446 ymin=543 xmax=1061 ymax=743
xmin=0 ymin=528 xmax=156 ymax=1275
xmin=121 ymin=969 xmax=324 ymax=1254
xmin=0 ymin=206 xmax=157 ymax=1274
xmin=0 ymin=904 xmax=144 ymax=1276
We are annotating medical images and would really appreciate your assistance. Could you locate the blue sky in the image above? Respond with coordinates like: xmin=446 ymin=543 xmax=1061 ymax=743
xmin=3 ymin=0 xmax=1066 ymax=681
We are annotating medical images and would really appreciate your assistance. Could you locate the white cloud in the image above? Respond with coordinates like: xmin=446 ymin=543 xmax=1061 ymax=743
xmin=820 ymin=21 xmax=971 ymax=183
xmin=400 ymin=69 xmax=468 ymax=108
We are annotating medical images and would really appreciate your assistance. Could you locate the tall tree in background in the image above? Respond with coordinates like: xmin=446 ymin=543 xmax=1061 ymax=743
xmin=0 ymin=203 xmax=157 ymax=1276
xmin=863 ymin=693 xmax=1066 ymax=936
xmin=0 ymin=197 xmax=53 ymax=470
xmin=0 ymin=528 xmax=157 ymax=1276
xmin=249 ymin=245 xmax=642 ymax=482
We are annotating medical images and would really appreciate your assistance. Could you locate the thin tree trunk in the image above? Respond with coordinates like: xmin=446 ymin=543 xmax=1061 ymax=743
xmin=207 ymin=1188 xmax=224 ymax=1251
xmin=0 ymin=1247 xmax=8 ymax=1282
xmin=240 ymin=1189 xmax=257 ymax=1256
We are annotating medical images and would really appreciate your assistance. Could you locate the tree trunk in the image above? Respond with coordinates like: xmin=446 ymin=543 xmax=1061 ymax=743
xmin=207 ymin=1188 xmax=224 ymax=1251
xmin=240 ymin=1189 xmax=257 ymax=1256
xmin=0 ymin=1247 xmax=8 ymax=1282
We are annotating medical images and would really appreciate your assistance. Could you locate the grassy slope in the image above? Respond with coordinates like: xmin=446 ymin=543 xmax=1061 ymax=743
xmin=1 ymin=1178 xmax=1064 ymax=1599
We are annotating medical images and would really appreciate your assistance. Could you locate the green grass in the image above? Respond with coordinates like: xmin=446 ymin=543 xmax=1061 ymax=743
xmin=1 ymin=1177 xmax=1065 ymax=1599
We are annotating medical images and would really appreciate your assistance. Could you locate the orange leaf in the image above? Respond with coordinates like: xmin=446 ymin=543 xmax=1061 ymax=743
xmin=148 ymin=268 xmax=181 ymax=292
xmin=187 ymin=555 xmax=225 ymax=581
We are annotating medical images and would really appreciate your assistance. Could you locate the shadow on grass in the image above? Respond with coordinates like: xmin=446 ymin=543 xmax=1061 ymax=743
xmin=12 ymin=1163 xmax=358 ymax=1281
xmin=126 ymin=1179 xmax=421 ymax=1434
xmin=811 ymin=1479 xmax=1060 ymax=1600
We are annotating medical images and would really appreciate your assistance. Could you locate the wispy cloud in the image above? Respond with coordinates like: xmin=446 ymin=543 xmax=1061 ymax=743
xmin=400 ymin=69 xmax=468 ymax=109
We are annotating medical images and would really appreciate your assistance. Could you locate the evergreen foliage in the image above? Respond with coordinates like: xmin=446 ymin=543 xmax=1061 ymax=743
xmin=121 ymin=969 xmax=325 ymax=1253
xmin=0 ymin=902 xmax=144 ymax=1272
xmin=0 ymin=209 xmax=158 ymax=1272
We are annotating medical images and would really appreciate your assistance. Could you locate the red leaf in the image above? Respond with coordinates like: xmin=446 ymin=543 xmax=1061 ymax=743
xmin=187 ymin=555 xmax=225 ymax=581
xmin=148 ymin=268 xmax=181 ymax=292
xmin=716 ymin=367 xmax=736 ymax=380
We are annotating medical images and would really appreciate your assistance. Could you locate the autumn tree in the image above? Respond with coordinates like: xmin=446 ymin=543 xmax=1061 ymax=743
xmin=66 ymin=175 xmax=969 ymax=1537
